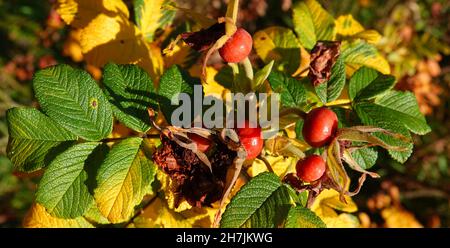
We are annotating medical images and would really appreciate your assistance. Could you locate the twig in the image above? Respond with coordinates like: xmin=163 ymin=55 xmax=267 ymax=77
xmin=258 ymin=155 xmax=274 ymax=173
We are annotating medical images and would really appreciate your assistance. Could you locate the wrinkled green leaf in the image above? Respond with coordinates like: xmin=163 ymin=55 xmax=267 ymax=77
xmin=220 ymin=172 xmax=291 ymax=228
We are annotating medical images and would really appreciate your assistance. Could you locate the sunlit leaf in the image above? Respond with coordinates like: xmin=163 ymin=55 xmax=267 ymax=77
xmin=292 ymin=0 xmax=336 ymax=50
xmin=23 ymin=203 xmax=93 ymax=228
xmin=134 ymin=0 xmax=175 ymax=41
xmin=253 ymin=27 xmax=302 ymax=74
xmin=341 ymin=39 xmax=390 ymax=75
xmin=285 ymin=206 xmax=326 ymax=228
xmin=94 ymin=137 xmax=156 ymax=223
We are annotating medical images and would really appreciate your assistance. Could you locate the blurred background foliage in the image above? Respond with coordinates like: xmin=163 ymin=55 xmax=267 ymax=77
xmin=0 ymin=0 xmax=449 ymax=227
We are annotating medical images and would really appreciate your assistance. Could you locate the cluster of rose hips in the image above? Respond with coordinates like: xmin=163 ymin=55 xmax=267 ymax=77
xmin=297 ymin=107 xmax=338 ymax=183
xmin=187 ymin=119 xmax=263 ymax=160
xmin=190 ymin=27 xmax=338 ymax=184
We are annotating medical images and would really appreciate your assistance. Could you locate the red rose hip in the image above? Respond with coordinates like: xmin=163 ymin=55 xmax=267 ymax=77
xmin=236 ymin=120 xmax=263 ymax=160
xmin=219 ymin=28 xmax=253 ymax=63
xmin=302 ymin=107 xmax=338 ymax=147
xmin=188 ymin=133 xmax=211 ymax=153
xmin=296 ymin=155 xmax=326 ymax=183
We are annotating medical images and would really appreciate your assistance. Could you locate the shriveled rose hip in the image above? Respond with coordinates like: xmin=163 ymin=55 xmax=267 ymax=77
xmin=302 ymin=107 xmax=338 ymax=147
xmin=296 ymin=155 xmax=326 ymax=183
xmin=219 ymin=28 xmax=253 ymax=63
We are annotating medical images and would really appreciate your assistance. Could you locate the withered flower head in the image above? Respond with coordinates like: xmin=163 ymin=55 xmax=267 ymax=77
xmin=308 ymin=41 xmax=341 ymax=86
xmin=152 ymin=125 xmax=245 ymax=208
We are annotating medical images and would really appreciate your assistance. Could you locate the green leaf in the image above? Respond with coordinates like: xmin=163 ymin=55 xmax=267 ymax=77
xmin=36 ymin=142 xmax=107 ymax=218
xmin=103 ymin=63 xmax=158 ymax=132
xmin=351 ymin=147 xmax=378 ymax=169
xmin=341 ymin=39 xmax=390 ymax=75
xmin=348 ymin=67 xmax=395 ymax=101
xmin=6 ymin=108 xmax=77 ymax=172
xmin=315 ymin=57 xmax=346 ymax=103
xmin=268 ymin=71 xmax=307 ymax=108
xmin=220 ymin=172 xmax=291 ymax=228
xmin=94 ymin=137 xmax=156 ymax=223
xmin=292 ymin=0 xmax=336 ymax=49
xmin=33 ymin=64 xmax=113 ymax=141
xmin=285 ymin=206 xmax=326 ymax=228
xmin=158 ymin=65 xmax=200 ymax=123
xmin=252 ymin=60 xmax=274 ymax=91
xmin=375 ymin=91 xmax=431 ymax=135
xmin=253 ymin=27 xmax=302 ymax=74
xmin=355 ymin=103 xmax=413 ymax=163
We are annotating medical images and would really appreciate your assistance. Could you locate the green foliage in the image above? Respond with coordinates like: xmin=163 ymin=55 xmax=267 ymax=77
xmin=36 ymin=142 xmax=106 ymax=218
xmin=349 ymin=67 xmax=395 ymax=101
xmin=315 ymin=57 xmax=346 ymax=103
xmin=220 ymin=172 xmax=292 ymax=228
xmin=268 ymin=71 xmax=307 ymax=108
xmin=158 ymin=65 xmax=201 ymax=123
xmin=285 ymin=206 xmax=326 ymax=228
xmin=292 ymin=0 xmax=336 ymax=49
xmin=1 ymin=0 xmax=436 ymax=228
xmin=33 ymin=65 xmax=113 ymax=141
xmin=103 ymin=63 xmax=158 ymax=132
xmin=6 ymin=108 xmax=77 ymax=172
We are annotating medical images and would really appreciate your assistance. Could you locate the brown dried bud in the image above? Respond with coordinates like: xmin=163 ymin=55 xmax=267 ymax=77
xmin=308 ymin=41 xmax=341 ymax=86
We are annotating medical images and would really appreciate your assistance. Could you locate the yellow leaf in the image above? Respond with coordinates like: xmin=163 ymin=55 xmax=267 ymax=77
xmin=311 ymin=189 xmax=359 ymax=228
xmin=253 ymin=26 xmax=302 ymax=75
xmin=190 ymin=66 xmax=230 ymax=99
xmin=335 ymin=15 xmax=364 ymax=36
xmin=164 ymin=42 xmax=196 ymax=69
xmin=83 ymin=202 xmax=110 ymax=225
xmin=341 ymin=39 xmax=390 ymax=75
xmin=135 ymin=0 xmax=174 ymax=41
xmin=292 ymin=0 xmax=336 ymax=49
xmin=94 ymin=138 xmax=155 ymax=223
xmin=381 ymin=206 xmax=423 ymax=228
xmin=57 ymin=0 xmax=164 ymax=80
xmin=23 ymin=203 xmax=93 ymax=228
xmin=312 ymin=189 xmax=357 ymax=213
xmin=56 ymin=0 xmax=129 ymax=28
xmin=335 ymin=15 xmax=382 ymax=44
xmin=248 ymin=155 xmax=296 ymax=178
xmin=130 ymin=197 xmax=214 ymax=228
xmin=62 ymin=30 xmax=83 ymax=62
xmin=321 ymin=213 xmax=360 ymax=228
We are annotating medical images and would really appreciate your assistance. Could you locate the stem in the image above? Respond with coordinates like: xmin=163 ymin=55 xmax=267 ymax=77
xmin=100 ymin=137 xmax=128 ymax=143
xmin=258 ymin=155 xmax=274 ymax=173
xmin=125 ymin=194 xmax=159 ymax=227
xmin=279 ymin=107 xmax=307 ymax=119
xmin=241 ymin=57 xmax=254 ymax=81
xmin=325 ymin=101 xmax=352 ymax=108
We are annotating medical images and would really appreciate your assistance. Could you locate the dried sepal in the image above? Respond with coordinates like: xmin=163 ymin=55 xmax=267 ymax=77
xmin=336 ymin=126 xmax=410 ymax=151
xmin=265 ymin=135 xmax=306 ymax=159
xmin=341 ymin=149 xmax=379 ymax=178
